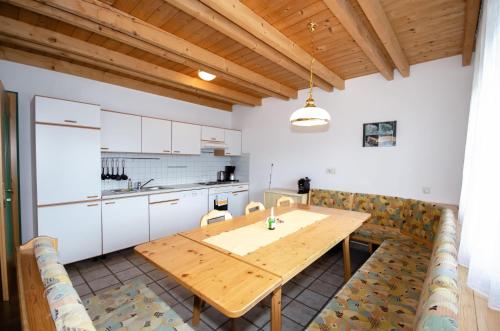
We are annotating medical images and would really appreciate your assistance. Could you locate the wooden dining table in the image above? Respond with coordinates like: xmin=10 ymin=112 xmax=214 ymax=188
xmin=135 ymin=204 xmax=370 ymax=331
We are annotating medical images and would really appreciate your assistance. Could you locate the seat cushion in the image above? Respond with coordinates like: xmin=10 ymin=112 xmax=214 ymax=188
xmin=352 ymin=223 xmax=409 ymax=244
xmin=352 ymin=194 xmax=407 ymax=228
xmin=309 ymin=189 xmax=353 ymax=210
xmin=307 ymin=239 xmax=431 ymax=331
xmin=84 ymin=280 xmax=192 ymax=331
xmin=401 ymin=199 xmax=442 ymax=242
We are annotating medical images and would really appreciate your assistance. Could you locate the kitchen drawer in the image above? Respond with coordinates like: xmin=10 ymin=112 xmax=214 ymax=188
xmin=35 ymin=96 xmax=100 ymax=128
xmin=209 ymin=184 xmax=249 ymax=195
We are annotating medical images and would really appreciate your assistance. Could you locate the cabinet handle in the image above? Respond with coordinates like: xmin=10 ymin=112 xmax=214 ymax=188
xmin=226 ymin=152 xmax=231 ymax=155
xmin=173 ymin=151 xmax=180 ymax=153
xmin=86 ymin=195 xmax=98 ymax=199
xmin=101 ymin=147 xmax=109 ymax=150
xmin=211 ymin=137 xmax=216 ymax=141
xmin=163 ymin=150 xmax=171 ymax=153
xmin=105 ymin=201 xmax=115 ymax=205
xmin=150 ymin=199 xmax=179 ymax=205
xmin=87 ymin=203 xmax=99 ymax=207
xmin=170 ymin=202 xmax=178 ymax=205
xmin=64 ymin=119 xmax=77 ymax=123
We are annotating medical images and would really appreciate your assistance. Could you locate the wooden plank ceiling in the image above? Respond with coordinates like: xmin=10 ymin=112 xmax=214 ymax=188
xmin=0 ymin=0 xmax=480 ymax=111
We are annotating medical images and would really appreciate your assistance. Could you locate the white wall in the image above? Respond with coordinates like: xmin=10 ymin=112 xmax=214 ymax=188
xmin=233 ymin=56 xmax=473 ymax=205
xmin=0 ymin=60 xmax=232 ymax=243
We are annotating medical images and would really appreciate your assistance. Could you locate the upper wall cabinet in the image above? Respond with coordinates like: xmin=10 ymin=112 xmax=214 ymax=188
xmin=142 ymin=117 xmax=172 ymax=154
xmin=35 ymin=96 xmax=100 ymax=128
xmin=101 ymin=111 xmax=141 ymax=153
xmin=202 ymin=126 xmax=224 ymax=142
xmin=224 ymin=130 xmax=242 ymax=156
xmin=172 ymin=122 xmax=201 ymax=155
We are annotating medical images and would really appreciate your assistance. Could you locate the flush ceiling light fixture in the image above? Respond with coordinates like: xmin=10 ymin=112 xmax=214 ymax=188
xmin=198 ymin=70 xmax=216 ymax=81
xmin=290 ymin=22 xmax=331 ymax=127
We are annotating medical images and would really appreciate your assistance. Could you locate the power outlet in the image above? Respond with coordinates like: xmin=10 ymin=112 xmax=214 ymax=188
xmin=422 ymin=187 xmax=431 ymax=194
xmin=326 ymin=168 xmax=336 ymax=175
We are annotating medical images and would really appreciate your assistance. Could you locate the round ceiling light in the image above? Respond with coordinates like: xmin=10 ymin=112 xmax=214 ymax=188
xmin=198 ymin=70 xmax=216 ymax=81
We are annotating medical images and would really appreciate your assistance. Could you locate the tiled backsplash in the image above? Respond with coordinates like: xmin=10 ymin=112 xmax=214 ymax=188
xmin=101 ymin=151 xmax=249 ymax=191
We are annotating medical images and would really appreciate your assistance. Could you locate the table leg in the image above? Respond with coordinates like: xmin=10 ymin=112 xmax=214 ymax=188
xmin=271 ymin=287 xmax=282 ymax=331
xmin=192 ymin=295 xmax=202 ymax=326
xmin=342 ymin=237 xmax=351 ymax=282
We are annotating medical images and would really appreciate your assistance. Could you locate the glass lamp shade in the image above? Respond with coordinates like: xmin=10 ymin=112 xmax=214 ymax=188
xmin=198 ymin=70 xmax=216 ymax=81
xmin=289 ymin=106 xmax=331 ymax=127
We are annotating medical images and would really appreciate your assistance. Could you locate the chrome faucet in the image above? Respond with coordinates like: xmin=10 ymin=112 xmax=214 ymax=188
xmin=139 ymin=178 xmax=154 ymax=189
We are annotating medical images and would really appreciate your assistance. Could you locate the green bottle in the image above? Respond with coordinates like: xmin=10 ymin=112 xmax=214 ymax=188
xmin=267 ymin=207 xmax=276 ymax=230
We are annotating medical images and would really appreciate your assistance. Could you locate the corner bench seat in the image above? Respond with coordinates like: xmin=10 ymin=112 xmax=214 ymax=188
xmin=308 ymin=189 xmax=459 ymax=331
xmin=17 ymin=236 xmax=192 ymax=331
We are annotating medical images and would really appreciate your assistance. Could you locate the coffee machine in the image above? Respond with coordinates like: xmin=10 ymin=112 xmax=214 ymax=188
xmin=224 ymin=166 xmax=236 ymax=181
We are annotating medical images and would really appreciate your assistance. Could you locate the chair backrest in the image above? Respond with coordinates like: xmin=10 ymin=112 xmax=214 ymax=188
xmin=276 ymin=196 xmax=294 ymax=207
xmin=200 ymin=209 xmax=233 ymax=227
xmin=245 ymin=201 xmax=265 ymax=215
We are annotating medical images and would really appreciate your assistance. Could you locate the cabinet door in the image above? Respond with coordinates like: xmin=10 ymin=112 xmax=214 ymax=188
xmin=180 ymin=189 xmax=208 ymax=231
xmin=38 ymin=201 xmax=102 ymax=264
xmin=36 ymin=124 xmax=101 ymax=205
xmin=149 ymin=194 xmax=182 ymax=240
xmin=101 ymin=111 xmax=141 ymax=153
xmin=228 ymin=190 xmax=249 ymax=217
xmin=224 ymin=130 xmax=242 ymax=156
xmin=142 ymin=117 xmax=172 ymax=154
xmin=35 ymin=96 xmax=100 ymax=128
xmin=102 ymin=196 xmax=149 ymax=254
xmin=171 ymin=122 xmax=201 ymax=155
xmin=201 ymin=126 xmax=224 ymax=142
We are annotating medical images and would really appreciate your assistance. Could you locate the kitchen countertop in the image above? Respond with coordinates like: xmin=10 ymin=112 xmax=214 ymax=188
xmin=101 ymin=181 xmax=249 ymax=199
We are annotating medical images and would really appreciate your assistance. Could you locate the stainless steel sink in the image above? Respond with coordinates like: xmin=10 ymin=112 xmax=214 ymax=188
xmin=111 ymin=188 xmax=139 ymax=193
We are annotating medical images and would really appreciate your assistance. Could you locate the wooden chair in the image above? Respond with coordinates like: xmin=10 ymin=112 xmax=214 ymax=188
xmin=245 ymin=201 xmax=265 ymax=215
xmin=200 ymin=209 xmax=233 ymax=227
xmin=276 ymin=196 xmax=294 ymax=207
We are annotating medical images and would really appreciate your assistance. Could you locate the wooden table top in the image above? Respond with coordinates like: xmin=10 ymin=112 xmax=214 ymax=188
xmin=135 ymin=234 xmax=281 ymax=318
xmin=181 ymin=205 xmax=371 ymax=282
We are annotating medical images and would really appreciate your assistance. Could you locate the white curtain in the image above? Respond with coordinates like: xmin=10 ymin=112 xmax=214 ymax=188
xmin=458 ymin=0 xmax=500 ymax=311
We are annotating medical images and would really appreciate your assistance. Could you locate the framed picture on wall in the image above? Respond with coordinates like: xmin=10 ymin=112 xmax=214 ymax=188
xmin=363 ymin=121 xmax=397 ymax=147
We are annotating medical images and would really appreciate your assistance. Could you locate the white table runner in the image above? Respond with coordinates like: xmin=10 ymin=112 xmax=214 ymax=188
xmin=203 ymin=210 xmax=328 ymax=256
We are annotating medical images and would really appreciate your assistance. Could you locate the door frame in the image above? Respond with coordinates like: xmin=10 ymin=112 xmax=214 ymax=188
xmin=6 ymin=91 xmax=20 ymax=249
xmin=0 ymin=81 xmax=8 ymax=301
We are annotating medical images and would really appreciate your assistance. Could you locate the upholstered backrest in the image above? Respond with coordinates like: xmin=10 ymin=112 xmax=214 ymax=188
xmin=309 ymin=189 xmax=353 ymax=210
xmin=352 ymin=193 xmax=407 ymax=228
xmin=402 ymin=199 xmax=442 ymax=242
xmin=414 ymin=208 xmax=458 ymax=330
xmin=32 ymin=237 xmax=96 ymax=331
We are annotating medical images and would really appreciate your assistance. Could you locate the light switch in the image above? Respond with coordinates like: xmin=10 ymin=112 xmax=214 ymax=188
xmin=326 ymin=168 xmax=336 ymax=175
xmin=422 ymin=187 xmax=431 ymax=194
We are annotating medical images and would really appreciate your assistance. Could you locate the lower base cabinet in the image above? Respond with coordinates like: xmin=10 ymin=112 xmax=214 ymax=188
xmin=150 ymin=189 xmax=208 ymax=240
xmin=38 ymin=201 xmax=102 ymax=264
xmin=228 ymin=190 xmax=249 ymax=217
xmin=102 ymin=196 xmax=149 ymax=254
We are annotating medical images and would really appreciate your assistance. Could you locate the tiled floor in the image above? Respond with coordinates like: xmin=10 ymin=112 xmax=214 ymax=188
xmin=67 ymin=242 xmax=370 ymax=331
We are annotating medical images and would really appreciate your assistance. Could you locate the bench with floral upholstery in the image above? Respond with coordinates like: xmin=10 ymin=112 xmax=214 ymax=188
xmin=18 ymin=236 xmax=192 ymax=331
xmin=307 ymin=189 xmax=458 ymax=330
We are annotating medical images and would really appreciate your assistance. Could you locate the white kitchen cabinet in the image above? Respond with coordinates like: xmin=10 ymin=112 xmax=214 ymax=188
xmin=36 ymin=124 xmax=101 ymax=205
xmin=228 ymin=189 xmax=249 ymax=217
xmin=102 ymin=196 xmax=149 ymax=254
xmin=38 ymin=201 xmax=102 ymax=264
xmin=142 ymin=117 xmax=172 ymax=154
xmin=224 ymin=130 xmax=242 ymax=156
xmin=171 ymin=122 xmax=201 ymax=155
xmin=35 ymin=96 xmax=100 ymax=128
xmin=201 ymin=126 xmax=224 ymax=142
xmin=101 ymin=111 xmax=141 ymax=153
xmin=149 ymin=189 xmax=208 ymax=240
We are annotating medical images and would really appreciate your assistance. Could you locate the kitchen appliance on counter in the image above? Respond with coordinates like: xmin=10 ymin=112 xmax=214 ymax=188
xmin=217 ymin=171 xmax=226 ymax=182
xmin=224 ymin=166 xmax=236 ymax=181
xmin=298 ymin=177 xmax=311 ymax=194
